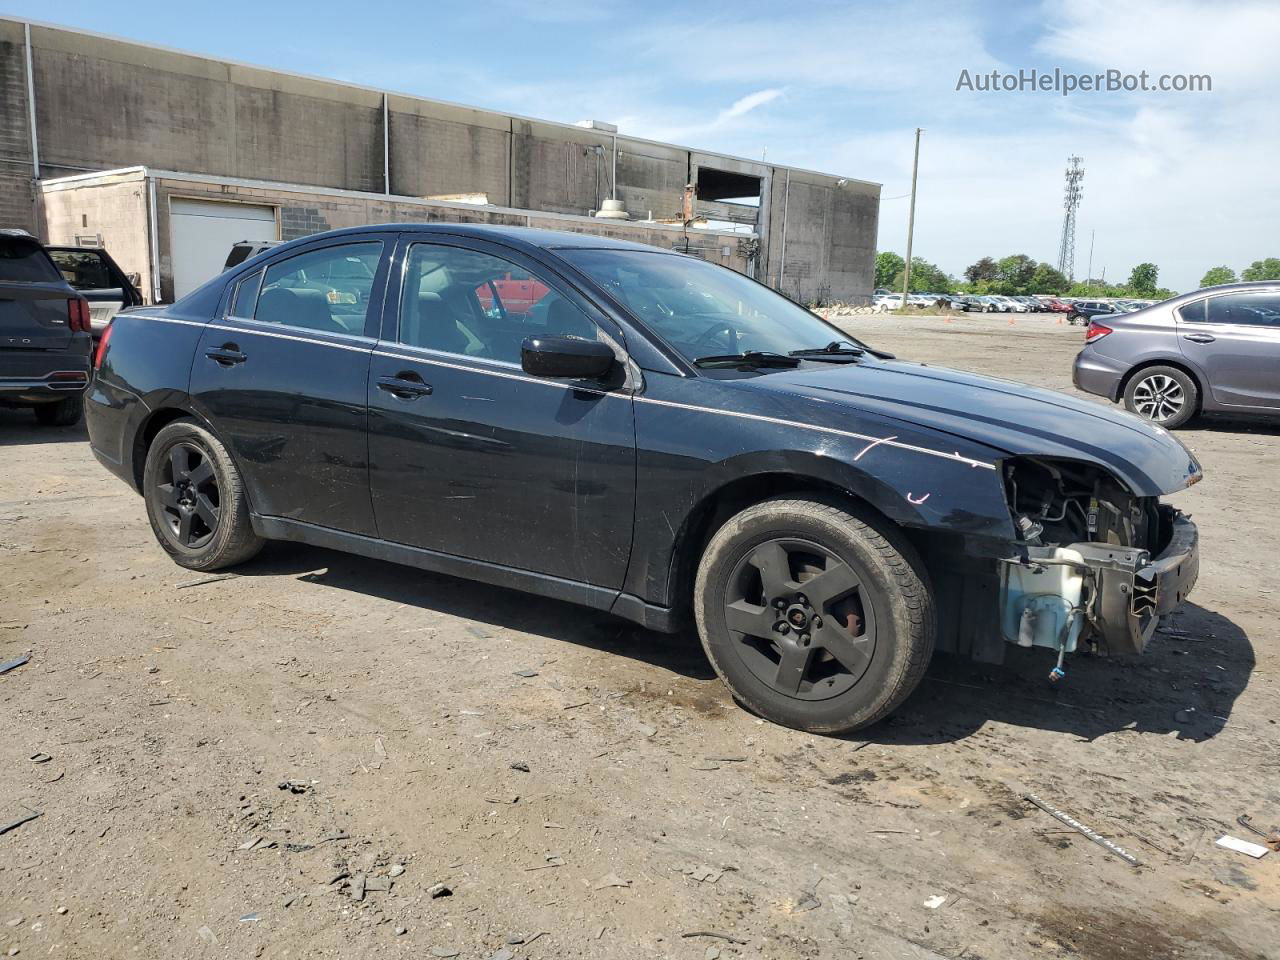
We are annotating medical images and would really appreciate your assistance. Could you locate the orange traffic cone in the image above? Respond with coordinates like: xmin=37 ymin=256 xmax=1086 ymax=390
xmin=1056 ymin=316 xmax=1063 ymax=324
xmin=1008 ymin=317 xmax=1016 ymax=325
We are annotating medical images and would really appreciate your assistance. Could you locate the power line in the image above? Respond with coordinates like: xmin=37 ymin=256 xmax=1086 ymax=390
xmin=1056 ymin=156 xmax=1084 ymax=280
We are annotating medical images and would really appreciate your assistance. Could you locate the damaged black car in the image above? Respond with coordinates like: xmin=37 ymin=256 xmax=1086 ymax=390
xmin=84 ymin=224 xmax=1201 ymax=734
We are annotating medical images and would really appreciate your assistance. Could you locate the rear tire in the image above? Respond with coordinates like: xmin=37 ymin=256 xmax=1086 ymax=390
xmin=143 ymin=419 xmax=263 ymax=570
xmin=33 ymin=396 xmax=82 ymax=427
xmin=1123 ymin=365 xmax=1198 ymax=429
xmin=694 ymin=496 xmax=935 ymax=734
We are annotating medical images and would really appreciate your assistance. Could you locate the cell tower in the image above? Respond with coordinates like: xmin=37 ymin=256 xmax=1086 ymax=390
xmin=1056 ymin=156 xmax=1084 ymax=280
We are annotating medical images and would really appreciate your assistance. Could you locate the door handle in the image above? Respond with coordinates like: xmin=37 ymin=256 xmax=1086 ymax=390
xmin=206 ymin=344 xmax=247 ymax=365
xmin=1182 ymin=333 xmax=1215 ymax=344
xmin=376 ymin=374 xmax=433 ymax=399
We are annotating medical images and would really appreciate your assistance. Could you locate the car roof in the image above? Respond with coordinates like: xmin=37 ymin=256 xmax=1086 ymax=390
xmin=266 ymin=223 xmax=676 ymax=259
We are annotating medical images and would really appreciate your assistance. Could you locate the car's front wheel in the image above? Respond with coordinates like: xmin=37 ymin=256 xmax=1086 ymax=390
xmin=1124 ymin=365 xmax=1198 ymax=428
xmin=694 ymin=497 xmax=935 ymax=734
xmin=143 ymin=419 xmax=263 ymax=570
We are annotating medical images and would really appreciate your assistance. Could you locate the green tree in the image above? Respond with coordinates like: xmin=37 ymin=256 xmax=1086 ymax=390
xmin=874 ymin=252 xmax=905 ymax=289
xmin=964 ymin=256 xmax=998 ymax=285
xmin=1028 ymin=262 xmax=1069 ymax=295
xmin=1241 ymin=258 xmax=1280 ymax=281
xmin=891 ymin=257 xmax=955 ymax=293
xmin=1128 ymin=262 xmax=1159 ymax=294
xmin=1199 ymin=266 xmax=1237 ymax=287
xmin=992 ymin=254 xmax=1036 ymax=294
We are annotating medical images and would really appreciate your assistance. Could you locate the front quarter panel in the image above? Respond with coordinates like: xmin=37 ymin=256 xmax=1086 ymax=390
xmin=627 ymin=371 xmax=1013 ymax=606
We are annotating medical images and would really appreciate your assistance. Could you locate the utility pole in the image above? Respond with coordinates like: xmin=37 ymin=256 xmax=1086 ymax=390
xmin=1056 ymin=156 xmax=1084 ymax=280
xmin=1086 ymin=229 xmax=1095 ymax=285
xmin=900 ymin=128 xmax=922 ymax=305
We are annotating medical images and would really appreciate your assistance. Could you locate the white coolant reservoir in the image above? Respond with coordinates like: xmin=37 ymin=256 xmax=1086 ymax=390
xmin=999 ymin=548 xmax=1086 ymax=652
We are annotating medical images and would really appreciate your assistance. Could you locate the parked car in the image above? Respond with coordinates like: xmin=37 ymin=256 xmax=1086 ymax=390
xmin=86 ymin=224 xmax=1201 ymax=734
xmin=45 ymin=244 xmax=144 ymax=337
xmin=1067 ymin=300 xmax=1116 ymax=325
xmin=1043 ymin=297 xmax=1073 ymax=313
xmin=0 ymin=229 xmax=94 ymax=425
xmin=873 ymin=293 xmax=902 ymax=311
xmin=1074 ymin=281 xmax=1280 ymax=428
xmin=222 ymin=240 xmax=282 ymax=272
xmin=991 ymin=296 xmax=1028 ymax=313
xmin=972 ymin=295 xmax=1002 ymax=313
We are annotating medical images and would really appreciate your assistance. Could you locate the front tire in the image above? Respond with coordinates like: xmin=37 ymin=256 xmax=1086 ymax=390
xmin=33 ymin=396 xmax=83 ymax=426
xmin=694 ymin=497 xmax=935 ymax=734
xmin=1124 ymin=365 xmax=1198 ymax=428
xmin=143 ymin=419 xmax=263 ymax=570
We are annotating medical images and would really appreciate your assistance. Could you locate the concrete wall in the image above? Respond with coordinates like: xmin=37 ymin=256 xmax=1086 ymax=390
xmin=2 ymin=17 xmax=879 ymax=301
xmin=41 ymin=170 xmax=753 ymax=304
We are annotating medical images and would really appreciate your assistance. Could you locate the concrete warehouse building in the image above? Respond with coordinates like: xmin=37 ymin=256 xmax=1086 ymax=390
xmin=1 ymin=18 xmax=880 ymax=304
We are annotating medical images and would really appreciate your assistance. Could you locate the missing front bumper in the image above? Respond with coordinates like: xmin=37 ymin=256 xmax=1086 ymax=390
xmin=1000 ymin=507 xmax=1199 ymax=657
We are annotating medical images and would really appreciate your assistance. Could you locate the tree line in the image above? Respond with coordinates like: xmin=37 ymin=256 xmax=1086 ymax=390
xmin=1199 ymin=259 xmax=1280 ymax=287
xmin=876 ymin=252 xmax=1280 ymax=299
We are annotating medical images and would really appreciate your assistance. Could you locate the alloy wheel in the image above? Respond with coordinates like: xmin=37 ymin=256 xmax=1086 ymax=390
xmin=155 ymin=441 xmax=221 ymax=548
xmin=722 ymin=538 xmax=877 ymax=701
xmin=1132 ymin=374 xmax=1185 ymax=423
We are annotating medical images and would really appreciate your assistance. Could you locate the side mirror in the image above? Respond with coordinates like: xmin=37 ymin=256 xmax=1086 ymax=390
xmin=521 ymin=336 xmax=615 ymax=380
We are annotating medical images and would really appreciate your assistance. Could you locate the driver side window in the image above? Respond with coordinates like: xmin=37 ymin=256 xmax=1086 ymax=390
xmin=399 ymin=243 xmax=600 ymax=365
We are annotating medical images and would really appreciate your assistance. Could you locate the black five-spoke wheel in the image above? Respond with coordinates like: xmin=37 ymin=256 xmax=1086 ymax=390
xmin=724 ymin=539 xmax=875 ymax=701
xmin=156 ymin=442 xmax=221 ymax=548
xmin=143 ymin=419 xmax=263 ymax=570
xmin=695 ymin=497 xmax=934 ymax=734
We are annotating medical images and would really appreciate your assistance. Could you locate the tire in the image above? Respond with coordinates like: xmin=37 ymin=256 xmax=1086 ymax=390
xmin=694 ymin=496 xmax=935 ymax=734
xmin=33 ymin=396 xmax=83 ymax=426
xmin=143 ymin=419 xmax=263 ymax=570
xmin=1123 ymin=365 xmax=1198 ymax=429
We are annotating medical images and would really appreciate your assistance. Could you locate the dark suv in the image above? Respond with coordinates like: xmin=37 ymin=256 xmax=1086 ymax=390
xmin=0 ymin=230 xmax=94 ymax=426
xmin=86 ymin=224 xmax=1201 ymax=734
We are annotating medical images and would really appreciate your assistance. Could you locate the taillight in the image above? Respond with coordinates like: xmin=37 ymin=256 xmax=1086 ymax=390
xmin=67 ymin=297 xmax=91 ymax=333
xmin=1085 ymin=322 xmax=1113 ymax=343
xmin=94 ymin=321 xmax=114 ymax=370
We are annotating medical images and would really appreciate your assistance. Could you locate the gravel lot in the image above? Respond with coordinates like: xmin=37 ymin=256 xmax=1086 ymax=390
xmin=1 ymin=312 xmax=1276 ymax=960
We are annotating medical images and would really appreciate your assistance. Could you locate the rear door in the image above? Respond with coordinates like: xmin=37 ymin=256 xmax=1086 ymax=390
xmin=367 ymin=234 xmax=636 ymax=588
xmin=188 ymin=234 xmax=393 ymax=535
xmin=0 ymin=234 xmax=75 ymax=353
xmin=1177 ymin=291 xmax=1280 ymax=410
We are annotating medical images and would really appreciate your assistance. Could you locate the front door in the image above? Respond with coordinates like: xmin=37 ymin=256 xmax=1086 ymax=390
xmin=1178 ymin=290 xmax=1280 ymax=410
xmin=189 ymin=236 xmax=392 ymax=535
xmin=367 ymin=236 xmax=636 ymax=588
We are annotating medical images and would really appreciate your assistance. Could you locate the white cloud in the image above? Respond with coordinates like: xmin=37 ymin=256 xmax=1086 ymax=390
xmin=717 ymin=89 xmax=783 ymax=123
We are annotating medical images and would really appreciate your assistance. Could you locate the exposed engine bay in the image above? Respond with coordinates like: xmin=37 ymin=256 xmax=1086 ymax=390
xmin=997 ymin=457 xmax=1197 ymax=675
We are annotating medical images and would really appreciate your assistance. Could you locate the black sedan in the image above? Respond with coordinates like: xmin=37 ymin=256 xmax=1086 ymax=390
xmin=86 ymin=224 xmax=1202 ymax=734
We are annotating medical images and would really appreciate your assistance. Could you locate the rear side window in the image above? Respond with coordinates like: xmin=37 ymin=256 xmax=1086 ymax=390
xmin=0 ymin=237 xmax=62 ymax=283
xmin=1177 ymin=299 xmax=1206 ymax=323
xmin=1204 ymin=292 xmax=1280 ymax=328
xmin=251 ymin=241 xmax=383 ymax=335
xmin=228 ymin=269 xmax=263 ymax=319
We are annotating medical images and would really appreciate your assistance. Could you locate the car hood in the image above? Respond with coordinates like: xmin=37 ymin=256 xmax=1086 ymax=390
xmin=741 ymin=359 xmax=1202 ymax=496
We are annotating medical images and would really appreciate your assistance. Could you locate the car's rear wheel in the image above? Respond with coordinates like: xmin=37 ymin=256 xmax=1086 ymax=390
xmin=694 ymin=497 xmax=934 ymax=734
xmin=32 ymin=396 xmax=82 ymax=427
xmin=143 ymin=419 xmax=263 ymax=570
xmin=1124 ymin=365 xmax=1198 ymax=428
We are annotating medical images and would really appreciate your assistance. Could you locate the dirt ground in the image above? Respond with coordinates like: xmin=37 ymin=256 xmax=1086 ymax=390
xmin=2 ymin=312 xmax=1277 ymax=960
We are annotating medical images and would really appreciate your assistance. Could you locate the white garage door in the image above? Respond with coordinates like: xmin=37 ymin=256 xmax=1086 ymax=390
xmin=170 ymin=199 xmax=277 ymax=300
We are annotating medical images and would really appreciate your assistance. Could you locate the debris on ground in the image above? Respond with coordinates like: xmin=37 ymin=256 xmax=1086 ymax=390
xmin=680 ymin=931 xmax=749 ymax=945
xmin=923 ymin=895 xmax=947 ymax=909
xmin=1215 ymin=835 xmax=1270 ymax=859
xmin=1235 ymin=814 xmax=1280 ymax=851
xmin=509 ymin=761 xmax=530 ymax=772
xmin=513 ymin=669 xmax=538 ymax=678
xmin=28 ymin=752 xmax=51 ymax=763
xmin=428 ymin=882 xmax=452 ymax=898
xmin=592 ymin=873 xmax=631 ymax=890
xmin=1023 ymin=794 xmax=1140 ymax=867
xmin=0 ymin=807 xmax=41 ymax=836
xmin=388 ymin=863 xmax=405 ymax=877
xmin=0 ymin=653 xmax=30 ymax=675
xmin=277 ymin=779 xmax=311 ymax=794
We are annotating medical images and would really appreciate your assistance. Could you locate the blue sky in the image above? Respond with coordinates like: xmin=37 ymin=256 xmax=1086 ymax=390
xmin=8 ymin=0 xmax=1278 ymax=291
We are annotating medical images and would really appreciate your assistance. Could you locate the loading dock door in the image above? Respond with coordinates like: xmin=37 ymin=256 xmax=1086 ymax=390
xmin=170 ymin=199 xmax=277 ymax=300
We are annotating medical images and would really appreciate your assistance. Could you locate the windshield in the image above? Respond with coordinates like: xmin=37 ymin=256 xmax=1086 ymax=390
xmin=559 ymin=249 xmax=863 ymax=363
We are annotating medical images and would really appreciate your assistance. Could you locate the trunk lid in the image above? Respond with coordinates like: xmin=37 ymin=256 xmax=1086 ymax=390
xmin=1 ymin=235 xmax=75 ymax=351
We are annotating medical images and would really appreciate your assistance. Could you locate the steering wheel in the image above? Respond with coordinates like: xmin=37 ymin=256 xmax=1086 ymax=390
xmin=691 ymin=321 xmax=737 ymax=353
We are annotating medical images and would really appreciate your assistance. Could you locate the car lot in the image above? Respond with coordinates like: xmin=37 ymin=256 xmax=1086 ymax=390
xmin=1 ymin=311 xmax=1277 ymax=960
